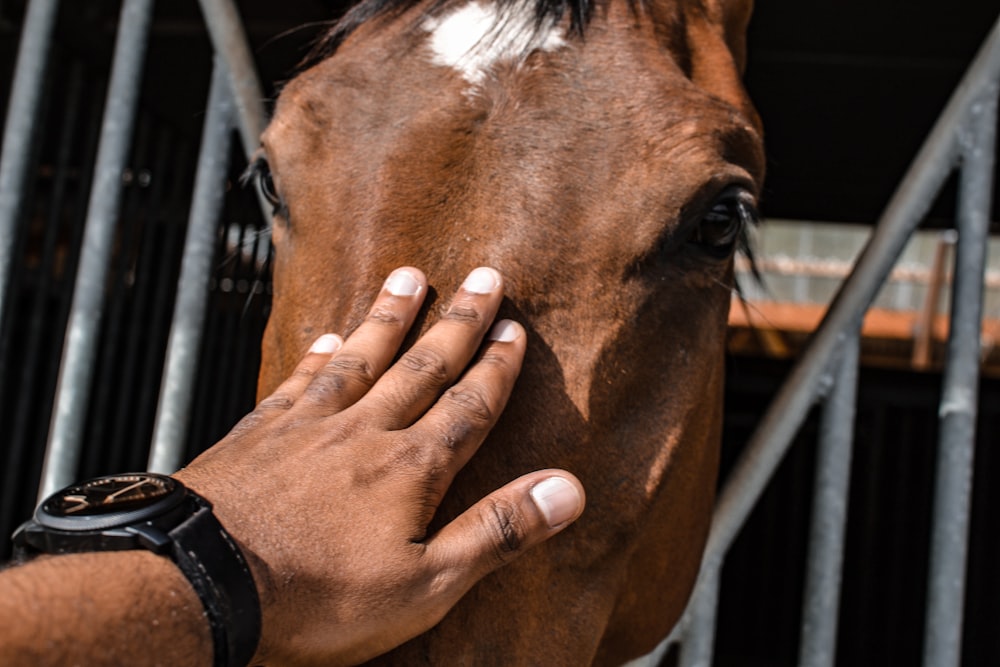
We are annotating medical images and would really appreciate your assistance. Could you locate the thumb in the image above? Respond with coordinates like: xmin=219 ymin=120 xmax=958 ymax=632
xmin=425 ymin=470 xmax=585 ymax=598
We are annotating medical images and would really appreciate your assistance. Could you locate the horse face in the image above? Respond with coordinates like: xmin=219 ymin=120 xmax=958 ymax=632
xmin=256 ymin=0 xmax=763 ymax=662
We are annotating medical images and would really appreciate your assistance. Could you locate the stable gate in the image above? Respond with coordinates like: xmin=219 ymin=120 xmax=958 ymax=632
xmin=1 ymin=2 xmax=998 ymax=666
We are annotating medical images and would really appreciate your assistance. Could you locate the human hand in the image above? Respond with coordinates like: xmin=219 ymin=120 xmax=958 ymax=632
xmin=174 ymin=266 xmax=585 ymax=666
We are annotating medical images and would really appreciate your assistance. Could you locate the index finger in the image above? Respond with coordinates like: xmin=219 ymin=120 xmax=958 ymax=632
xmin=351 ymin=267 xmax=506 ymax=430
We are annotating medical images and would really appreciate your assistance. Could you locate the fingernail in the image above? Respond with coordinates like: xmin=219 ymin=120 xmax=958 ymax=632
xmin=462 ymin=267 xmax=500 ymax=294
xmin=530 ymin=477 xmax=582 ymax=528
xmin=488 ymin=319 xmax=520 ymax=342
xmin=385 ymin=269 xmax=422 ymax=296
xmin=309 ymin=333 xmax=342 ymax=354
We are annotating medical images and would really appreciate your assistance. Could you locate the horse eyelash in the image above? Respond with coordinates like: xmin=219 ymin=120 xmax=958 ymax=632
xmin=241 ymin=156 xmax=290 ymax=221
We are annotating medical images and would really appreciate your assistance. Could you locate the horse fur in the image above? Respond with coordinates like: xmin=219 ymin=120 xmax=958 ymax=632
xmin=255 ymin=0 xmax=763 ymax=663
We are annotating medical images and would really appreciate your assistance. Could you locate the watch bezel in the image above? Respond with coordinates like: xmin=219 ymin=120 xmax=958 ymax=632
xmin=34 ymin=473 xmax=187 ymax=532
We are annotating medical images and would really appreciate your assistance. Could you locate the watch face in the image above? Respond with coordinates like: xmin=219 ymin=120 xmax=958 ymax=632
xmin=42 ymin=474 xmax=179 ymax=518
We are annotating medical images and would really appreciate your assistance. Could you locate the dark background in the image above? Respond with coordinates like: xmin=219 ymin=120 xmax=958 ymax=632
xmin=1 ymin=1 xmax=998 ymax=665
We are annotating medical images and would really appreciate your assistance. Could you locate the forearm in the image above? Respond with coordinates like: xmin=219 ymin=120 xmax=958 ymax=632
xmin=0 ymin=551 xmax=211 ymax=666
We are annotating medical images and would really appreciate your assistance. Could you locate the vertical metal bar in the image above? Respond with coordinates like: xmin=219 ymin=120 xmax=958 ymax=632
xmin=912 ymin=232 xmax=957 ymax=370
xmin=799 ymin=332 xmax=860 ymax=667
xmin=0 ymin=0 xmax=60 ymax=323
xmin=922 ymin=84 xmax=997 ymax=667
xmin=678 ymin=565 xmax=722 ymax=667
xmin=0 ymin=59 xmax=84 ymax=548
xmin=38 ymin=0 xmax=155 ymax=500
xmin=148 ymin=58 xmax=234 ymax=474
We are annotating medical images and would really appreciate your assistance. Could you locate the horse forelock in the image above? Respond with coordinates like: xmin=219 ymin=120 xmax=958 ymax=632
xmin=299 ymin=0 xmax=601 ymax=73
xmin=423 ymin=1 xmax=568 ymax=86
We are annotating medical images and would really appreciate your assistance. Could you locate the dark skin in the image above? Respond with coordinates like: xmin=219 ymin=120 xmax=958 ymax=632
xmin=0 ymin=266 xmax=585 ymax=667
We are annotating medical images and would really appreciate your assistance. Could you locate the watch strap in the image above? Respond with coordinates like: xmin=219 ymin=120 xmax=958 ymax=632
xmin=169 ymin=497 xmax=261 ymax=667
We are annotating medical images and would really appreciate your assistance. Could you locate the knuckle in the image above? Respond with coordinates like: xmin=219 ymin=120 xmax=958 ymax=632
xmin=302 ymin=371 xmax=347 ymax=403
xmin=366 ymin=304 xmax=404 ymax=327
xmin=479 ymin=347 xmax=517 ymax=372
xmin=324 ymin=354 xmax=378 ymax=389
xmin=442 ymin=384 xmax=495 ymax=427
xmin=228 ymin=410 xmax=267 ymax=437
xmin=443 ymin=303 xmax=483 ymax=325
xmin=420 ymin=417 xmax=473 ymax=456
xmin=256 ymin=393 xmax=295 ymax=411
xmin=482 ymin=498 xmax=526 ymax=564
xmin=398 ymin=347 xmax=451 ymax=387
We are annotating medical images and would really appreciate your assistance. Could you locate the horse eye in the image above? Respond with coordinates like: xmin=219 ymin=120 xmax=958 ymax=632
xmin=259 ymin=167 xmax=283 ymax=211
xmin=688 ymin=188 xmax=758 ymax=257
xmin=244 ymin=157 xmax=287 ymax=220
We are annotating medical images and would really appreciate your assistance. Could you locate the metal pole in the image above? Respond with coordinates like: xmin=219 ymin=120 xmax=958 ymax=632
xmin=912 ymin=231 xmax=957 ymax=370
xmin=38 ymin=0 xmax=155 ymax=500
xmin=702 ymin=12 xmax=1000 ymax=571
xmin=0 ymin=0 xmax=60 ymax=323
xmin=196 ymin=0 xmax=267 ymax=160
xmin=148 ymin=58 xmax=234 ymax=474
xmin=678 ymin=565 xmax=722 ymax=667
xmin=922 ymin=84 xmax=997 ymax=667
xmin=196 ymin=0 xmax=272 ymax=228
xmin=799 ymin=332 xmax=860 ymax=667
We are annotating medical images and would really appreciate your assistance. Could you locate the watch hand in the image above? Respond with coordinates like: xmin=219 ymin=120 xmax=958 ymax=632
xmin=63 ymin=494 xmax=89 ymax=514
xmin=106 ymin=480 xmax=146 ymax=502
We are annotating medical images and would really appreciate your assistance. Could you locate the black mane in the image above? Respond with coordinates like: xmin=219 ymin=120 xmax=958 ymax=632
xmin=298 ymin=0 xmax=596 ymax=72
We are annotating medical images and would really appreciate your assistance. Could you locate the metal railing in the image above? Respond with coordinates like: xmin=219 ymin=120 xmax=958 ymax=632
xmin=2 ymin=2 xmax=998 ymax=666
xmin=639 ymin=12 xmax=1000 ymax=667
xmin=0 ymin=0 xmax=268 ymax=498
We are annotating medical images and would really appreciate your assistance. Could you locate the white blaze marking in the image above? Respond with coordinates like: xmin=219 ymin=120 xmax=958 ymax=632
xmin=424 ymin=1 xmax=566 ymax=85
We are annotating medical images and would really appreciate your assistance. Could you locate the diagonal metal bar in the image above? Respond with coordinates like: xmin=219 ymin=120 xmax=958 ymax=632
xmin=196 ymin=0 xmax=273 ymax=229
xmin=196 ymin=0 xmax=267 ymax=160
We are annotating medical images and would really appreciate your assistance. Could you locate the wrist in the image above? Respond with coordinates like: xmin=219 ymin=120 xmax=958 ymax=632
xmin=13 ymin=473 xmax=262 ymax=667
xmin=172 ymin=469 xmax=276 ymax=664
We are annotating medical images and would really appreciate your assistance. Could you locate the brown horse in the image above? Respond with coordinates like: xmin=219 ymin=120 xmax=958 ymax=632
xmin=251 ymin=0 xmax=763 ymax=663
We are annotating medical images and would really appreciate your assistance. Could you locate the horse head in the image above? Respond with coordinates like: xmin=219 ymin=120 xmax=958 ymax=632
xmin=253 ymin=0 xmax=763 ymax=662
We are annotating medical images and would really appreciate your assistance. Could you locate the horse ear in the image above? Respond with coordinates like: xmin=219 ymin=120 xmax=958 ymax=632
xmin=701 ymin=0 xmax=753 ymax=73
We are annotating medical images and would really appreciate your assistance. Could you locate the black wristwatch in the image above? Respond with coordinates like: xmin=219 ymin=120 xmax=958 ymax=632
xmin=12 ymin=473 xmax=261 ymax=667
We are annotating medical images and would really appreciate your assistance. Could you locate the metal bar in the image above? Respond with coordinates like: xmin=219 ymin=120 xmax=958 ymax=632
xmin=0 ymin=0 xmax=59 ymax=324
xmin=0 ymin=59 xmax=84 ymax=547
xmin=912 ymin=231 xmax=957 ymax=370
xmin=922 ymin=83 xmax=997 ymax=667
xmin=87 ymin=118 xmax=153 ymax=477
xmin=134 ymin=143 xmax=192 ymax=460
xmin=799 ymin=332 xmax=860 ymax=667
xmin=678 ymin=565 xmax=722 ymax=667
xmin=196 ymin=0 xmax=272 ymax=233
xmin=148 ymin=58 xmax=235 ymax=474
xmin=38 ymin=0 xmax=155 ymax=500
xmin=702 ymin=11 xmax=1000 ymax=575
xmin=196 ymin=0 xmax=266 ymax=160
